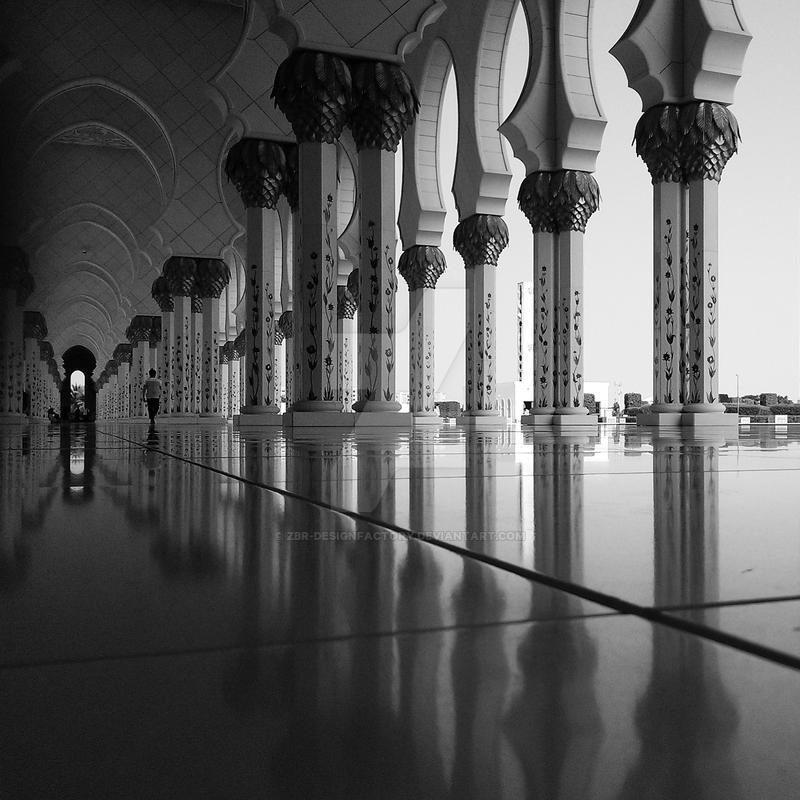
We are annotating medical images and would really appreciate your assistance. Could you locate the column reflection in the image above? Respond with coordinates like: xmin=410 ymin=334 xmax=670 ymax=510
xmin=397 ymin=430 xmax=447 ymax=796
xmin=505 ymin=432 xmax=602 ymax=798
xmin=450 ymin=431 xmax=509 ymax=800
xmin=620 ymin=435 xmax=740 ymax=799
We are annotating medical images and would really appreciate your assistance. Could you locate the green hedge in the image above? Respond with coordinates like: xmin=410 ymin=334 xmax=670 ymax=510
xmin=768 ymin=405 xmax=800 ymax=416
xmin=724 ymin=404 xmax=770 ymax=416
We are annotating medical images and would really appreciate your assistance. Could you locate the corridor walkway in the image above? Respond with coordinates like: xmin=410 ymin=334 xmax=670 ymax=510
xmin=1 ymin=421 xmax=800 ymax=798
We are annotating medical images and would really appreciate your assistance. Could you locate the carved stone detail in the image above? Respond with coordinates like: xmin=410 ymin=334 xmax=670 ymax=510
xmin=398 ymin=245 xmax=446 ymax=290
xmin=232 ymin=330 xmax=247 ymax=359
xmin=350 ymin=61 xmax=419 ymax=152
xmin=453 ymin=215 xmax=509 ymax=267
xmin=23 ymin=311 xmax=47 ymax=340
xmin=346 ymin=269 xmax=360 ymax=306
xmin=151 ymin=276 xmax=174 ymax=312
xmin=277 ymin=310 xmax=294 ymax=340
xmin=635 ymin=102 xmax=740 ymax=184
xmin=147 ymin=316 xmax=161 ymax=345
xmin=195 ymin=258 xmax=231 ymax=299
xmin=105 ymin=359 xmax=118 ymax=376
xmin=191 ymin=295 xmax=203 ymax=314
xmin=0 ymin=245 xmax=34 ymax=304
xmin=113 ymin=343 xmax=132 ymax=365
xmin=337 ymin=285 xmax=358 ymax=320
xmin=272 ymin=51 xmax=352 ymax=143
xmin=38 ymin=341 xmax=53 ymax=361
xmin=224 ymin=139 xmax=288 ymax=209
xmin=163 ymin=256 xmax=197 ymax=297
xmin=519 ymin=170 xmax=601 ymax=234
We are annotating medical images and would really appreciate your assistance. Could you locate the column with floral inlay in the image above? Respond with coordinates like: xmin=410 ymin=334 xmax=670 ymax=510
xmin=113 ymin=344 xmax=133 ymax=419
xmin=22 ymin=311 xmax=46 ymax=419
xmin=350 ymin=61 xmax=418 ymax=413
xmin=225 ymin=138 xmax=288 ymax=416
xmin=196 ymin=258 xmax=231 ymax=416
xmin=0 ymin=247 xmax=33 ymax=420
xmin=399 ymin=246 xmax=446 ymax=418
xmin=518 ymin=174 xmax=559 ymax=423
xmin=273 ymin=51 xmax=350 ymax=412
xmin=551 ymin=171 xmax=599 ymax=421
xmin=126 ymin=316 xmax=152 ymax=418
xmin=336 ymin=272 xmax=358 ymax=411
xmin=612 ymin=0 xmax=750 ymax=427
xmin=682 ymin=103 xmax=739 ymax=416
xmin=162 ymin=257 xmax=197 ymax=416
xmin=453 ymin=215 xmax=508 ymax=419
xmin=151 ymin=278 xmax=174 ymax=416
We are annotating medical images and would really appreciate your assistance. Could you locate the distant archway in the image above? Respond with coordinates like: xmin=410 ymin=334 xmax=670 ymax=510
xmin=61 ymin=345 xmax=97 ymax=420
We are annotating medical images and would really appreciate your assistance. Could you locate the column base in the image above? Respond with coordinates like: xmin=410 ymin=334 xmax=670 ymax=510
xmin=281 ymin=411 xmax=413 ymax=428
xmin=413 ymin=414 xmax=444 ymax=426
xmin=457 ymin=415 xmax=508 ymax=430
xmin=0 ymin=413 xmax=27 ymax=425
xmin=291 ymin=400 xmax=344 ymax=413
xmin=681 ymin=411 xmax=738 ymax=429
xmin=637 ymin=411 xmax=685 ymax=429
xmin=351 ymin=399 xmax=402 ymax=412
xmin=553 ymin=414 xmax=599 ymax=429
xmin=241 ymin=405 xmax=280 ymax=415
xmin=236 ymin=413 xmax=285 ymax=428
xmin=521 ymin=414 xmax=554 ymax=428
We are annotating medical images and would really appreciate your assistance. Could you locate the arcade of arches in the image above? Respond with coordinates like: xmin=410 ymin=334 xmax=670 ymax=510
xmin=6 ymin=2 xmax=800 ymax=798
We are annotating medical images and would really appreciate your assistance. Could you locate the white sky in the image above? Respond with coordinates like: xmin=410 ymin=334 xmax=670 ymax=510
xmin=395 ymin=0 xmax=799 ymax=404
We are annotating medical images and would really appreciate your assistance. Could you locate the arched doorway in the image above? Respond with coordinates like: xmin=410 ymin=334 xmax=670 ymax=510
xmin=61 ymin=345 xmax=97 ymax=421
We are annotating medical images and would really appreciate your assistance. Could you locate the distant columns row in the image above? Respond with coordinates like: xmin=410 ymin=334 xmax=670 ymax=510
xmin=0 ymin=247 xmax=61 ymax=422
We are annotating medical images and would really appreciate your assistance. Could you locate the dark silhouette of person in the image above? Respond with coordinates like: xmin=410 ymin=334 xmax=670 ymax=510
xmin=142 ymin=369 xmax=162 ymax=425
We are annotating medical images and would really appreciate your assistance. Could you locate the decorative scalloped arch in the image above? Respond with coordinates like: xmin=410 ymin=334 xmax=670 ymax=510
xmin=399 ymin=37 xmax=453 ymax=247
xmin=19 ymin=78 xmax=177 ymax=200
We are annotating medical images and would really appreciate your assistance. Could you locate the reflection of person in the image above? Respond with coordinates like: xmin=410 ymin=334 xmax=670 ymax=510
xmin=143 ymin=369 xmax=163 ymax=424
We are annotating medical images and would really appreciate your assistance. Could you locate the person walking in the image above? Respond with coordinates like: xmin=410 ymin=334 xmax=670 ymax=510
xmin=143 ymin=369 xmax=163 ymax=425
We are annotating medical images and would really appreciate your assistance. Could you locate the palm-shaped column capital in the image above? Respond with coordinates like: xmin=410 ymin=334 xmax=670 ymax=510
xmin=271 ymin=50 xmax=352 ymax=143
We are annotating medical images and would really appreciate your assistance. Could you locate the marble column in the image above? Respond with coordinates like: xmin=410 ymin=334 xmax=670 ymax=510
xmin=336 ymin=282 xmax=357 ymax=412
xmin=36 ymin=340 xmax=53 ymax=419
xmin=244 ymin=206 xmax=280 ymax=413
xmin=151 ymin=276 xmax=175 ymax=416
xmin=278 ymin=195 xmax=296 ymax=409
xmin=113 ymin=344 xmax=133 ymax=419
xmin=0 ymin=247 xmax=33 ymax=420
xmin=273 ymin=50 xmax=351 ymax=412
xmin=126 ymin=316 xmax=153 ymax=419
xmin=162 ymin=257 xmax=197 ymax=416
xmin=399 ymin=246 xmax=446 ymax=418
xmin=277 ymin=311 xmax=294 ymax=410
xmin=23 ymin=311 xmax=47 ymax=418
xmin=195 ymin=258 xmax=231 ymax=417
xmin=518 ymin=174 xmax=557 ymax=422
xmin=219 ymin=343 xmax=230 ymax=418
xmin=232 ymin=329 xmax=245 ymax=417
xmin=453 ymin=215 xmax=508 ymax=419
xmin=189 ymin=295 xmax=203 ymax=414
xmin=683 ymin=105 xmax=737 ymax=415
xmin=105 ymin=362 xmax=119 ymax=419
xmin=349 ymin=61 xmax=418 ymax=413
xmin=634 ymin=102 xmax=739 ymax=426
xmin=518 ymin=171 xmax=600 ymax=426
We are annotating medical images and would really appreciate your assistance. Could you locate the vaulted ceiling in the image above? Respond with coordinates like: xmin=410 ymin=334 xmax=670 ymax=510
xmin=0 ymin=0 xmax=445 ymax=368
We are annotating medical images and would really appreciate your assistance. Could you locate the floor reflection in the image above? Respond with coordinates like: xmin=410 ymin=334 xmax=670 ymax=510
xmin=4 ymin=423 xmax=800 ymax=797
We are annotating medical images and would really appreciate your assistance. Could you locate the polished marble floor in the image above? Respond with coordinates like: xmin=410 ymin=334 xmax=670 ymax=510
xmin=2 ymin=421 xmax=800 ymax=798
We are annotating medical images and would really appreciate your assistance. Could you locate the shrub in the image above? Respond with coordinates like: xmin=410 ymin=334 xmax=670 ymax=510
xmin=725 ymin=404 xmax=770 ymax=416
xmin=768 ymin=405 xmax=800 ymax=416
xmin=624 ymin=392 xmax=642 ymax=409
